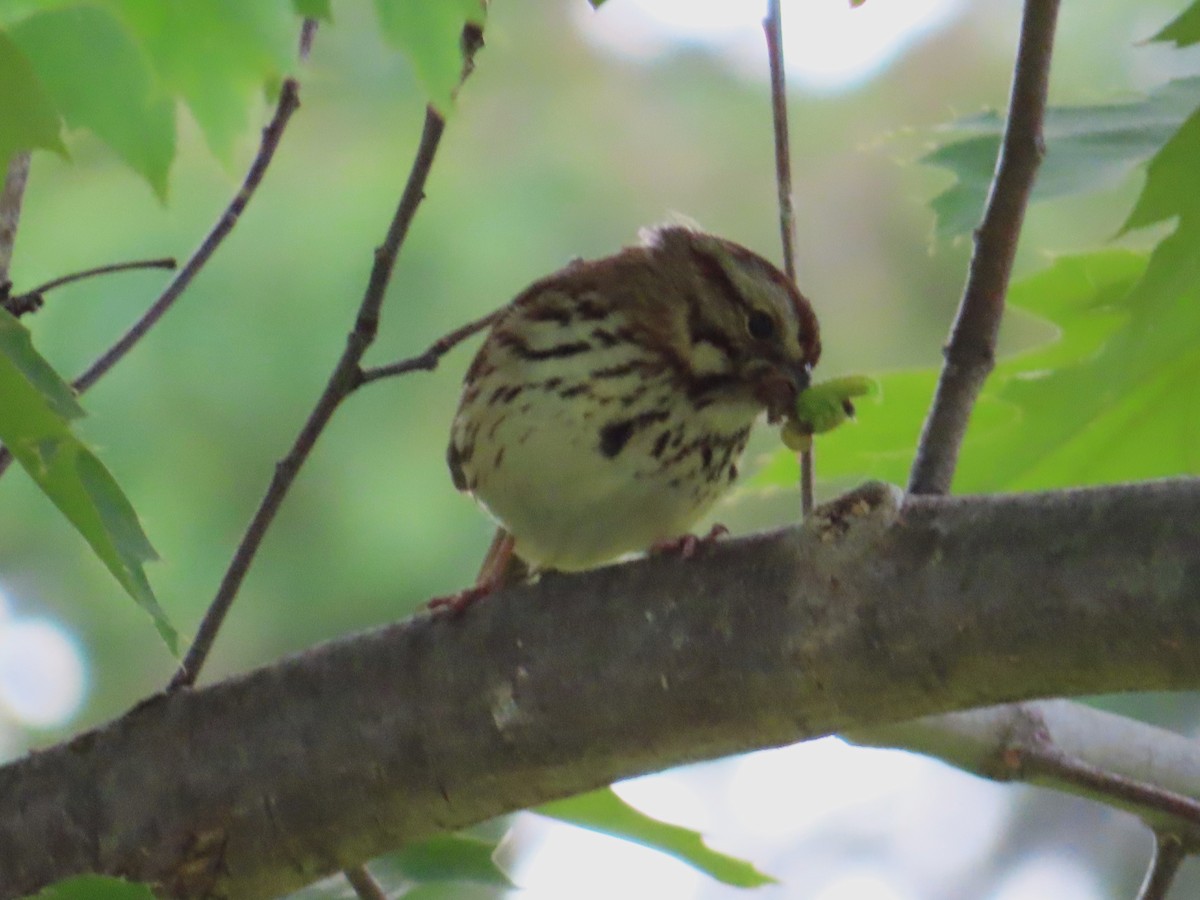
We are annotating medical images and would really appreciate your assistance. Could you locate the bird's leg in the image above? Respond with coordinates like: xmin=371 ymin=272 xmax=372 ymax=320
xmin=428 ymin=528 xmax=523 ymax=615
xmin=649 ymin=523 xmax=730 ymax=559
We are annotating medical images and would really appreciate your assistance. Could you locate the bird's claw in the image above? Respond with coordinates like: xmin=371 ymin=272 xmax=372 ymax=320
xmin=650 ymin=523 xmax=729 ymax=559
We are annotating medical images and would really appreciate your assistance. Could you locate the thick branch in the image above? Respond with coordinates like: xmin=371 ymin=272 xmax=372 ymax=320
xmin=908 ymin=0 xmax=1060 ymax=494
xmin=3 ymin=480 xmax=1200 ymax=898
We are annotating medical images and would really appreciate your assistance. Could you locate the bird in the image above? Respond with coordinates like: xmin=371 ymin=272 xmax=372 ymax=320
xmin=442 ymin=224 xmax=820 ymax=609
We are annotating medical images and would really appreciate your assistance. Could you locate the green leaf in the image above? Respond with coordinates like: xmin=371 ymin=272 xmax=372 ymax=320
xmin=105 ymin=0 xmax=295 ymax=165
xmin=950 ymin=251 xmax=1156 ymax=491
xmin=29 ymin=875 xmax=156 ymax=900
xmin=10 ymin=6 xmax=174 ymax=199
xmin=754 ymin=250 xmax=1167 ymax=493
xmin=387 ymin=835 xmax=514 ymax=887
xmin=0 ymin=27 xmax=65 ymax=169
xmin=931 ymin=89 xmax=1200 ymax=491
xmin=292 ymin=0 xmax=332 ymax=22
xmin=375 ymin=0 xmax=486 ymax=113
xmin=1122 ymin=105 xmax=1200 ymax=232
xmin=925 ymin=77 xmax=1200 ymax=239
xmin=0 ymin=309 xmax=175 ymax=653
xmin=0 ymin=0 xmax=295 ymax=178
xmin=1153 ymin=0 xmax=1200 ymax=47
xmin=538 ymin=787 xmax=774 ymax=888
xmin=588 ymin=0 xmax=609 ymax=7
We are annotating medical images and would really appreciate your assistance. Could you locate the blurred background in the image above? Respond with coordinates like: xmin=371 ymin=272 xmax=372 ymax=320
xmin=1 ymin=0 xmax=1198 ymax=896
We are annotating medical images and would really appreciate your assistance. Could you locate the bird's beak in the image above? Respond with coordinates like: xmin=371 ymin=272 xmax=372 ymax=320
xmin=754 ymin=361 xmax=812 ymax=425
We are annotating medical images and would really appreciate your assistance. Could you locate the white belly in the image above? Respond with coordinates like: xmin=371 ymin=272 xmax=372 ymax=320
xmin=455 ymin=363 xmax=759 ymax=571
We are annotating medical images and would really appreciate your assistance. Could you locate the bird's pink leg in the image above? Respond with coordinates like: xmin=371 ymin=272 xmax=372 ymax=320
xmin=649 ymin=523 xmax=730 ymax=559
xmin=428 ymin=528 xmax=519 ymax=616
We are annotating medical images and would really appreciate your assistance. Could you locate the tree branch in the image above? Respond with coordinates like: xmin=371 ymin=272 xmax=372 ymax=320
xmin=172 ymin=24 xmax=484 ymax=689
xmin=908 ymin=0 xmax=1060 ymax=495
xmin=848 ymin=700 xmax=1200 ymax=832
xmin=5 ymin=479 xmax=1200 ymax=898
xmin=168 ymin=102 xmax=450 ymax=690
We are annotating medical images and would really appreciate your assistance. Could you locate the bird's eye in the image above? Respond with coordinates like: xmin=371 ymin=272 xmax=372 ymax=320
xmin=747 ymin=311 xmax=776 ymax=341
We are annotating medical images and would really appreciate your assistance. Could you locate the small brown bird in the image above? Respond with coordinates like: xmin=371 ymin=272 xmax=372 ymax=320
xmin=445 ymin=224 xmax=820 ymax=603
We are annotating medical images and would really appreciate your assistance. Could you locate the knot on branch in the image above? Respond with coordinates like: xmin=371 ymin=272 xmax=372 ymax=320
xmin=804 ymin=481 xmax=904 ymax=548
xmin=941 ymin=335 xmax=997 ymax=373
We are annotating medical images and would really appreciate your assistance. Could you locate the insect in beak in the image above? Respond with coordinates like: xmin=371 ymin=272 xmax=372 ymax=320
xmin=754 ymin=362 xmax=811 ymax=424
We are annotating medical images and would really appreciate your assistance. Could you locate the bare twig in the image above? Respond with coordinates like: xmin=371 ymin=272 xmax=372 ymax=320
xmin=299 ymin=18 xmax=318 ymax=61
xmin=763 ymin=2 xmax=797 ymax=284
xmin=0 ymin=152 xmax=30 ymax=284
xmin=907 ymin=0 xmax=1060 ymax=495
xmin=848 ymin=700 xmax=1200 ymax=874
xmin=1138 ymin=834 xmax=1189 ymax=900
xmin=344 ymin=864 xmax=389 ymax=900
xmin=356 ymin=307 xmax=500 ymax=386
xmin=2 ymin=258 xmax=177 ymax=317
xmin=762 ymin=0 xmax=814 ymax=517
xmin=1018 ymin=745 xmax=1200 ymax=827
xmin=73 ymin=81 xmax=301 ymax=397
xmin=171 ymin=20 xmax=484 ymax=690
xmin=169 ymin=104 xmax=455 ymax=691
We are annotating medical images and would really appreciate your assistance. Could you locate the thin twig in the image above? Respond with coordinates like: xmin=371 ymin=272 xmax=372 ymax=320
xmin=763 ymin=1 xmax=797 ymax=285
xmin=762 ymin=0 xmax=814 ymax=516
xmin=2 ymin=257 xmax=177 ymax=317
xmin=343 ymin=864 xmax=389 ymax=900
xmin=299 ymin=18 xmax=318 ymax=61
xmin=169 ymin=104 xmax=454 ymax=691
xmin=1138 ymin=834 xmax=1189 ymax=900
xmin=1011 ymin=741 xmax=1200 ymax=827
xmin=74 ymin=81 xmax=301 ymax=396
xmin=172 ymin=20 xmax=485 ymax=689
xmin=19 ymin=257 xmax=177 ymax=298
xmin=356 ymin=307 xmax=500 ymax=386
xmin=0 ymin=152 xmax=30 ymax=283
xmin=0 ymin=81 xmax=301 ymax=481
xmin=848 ymin=699 xmax=1200 ymax=849
xmin=907 ymin=0 xmax=1060 ymax=495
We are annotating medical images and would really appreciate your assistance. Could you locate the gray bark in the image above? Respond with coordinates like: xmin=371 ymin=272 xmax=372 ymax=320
xmin=3 ymin=479 xmax=1199 ymax=898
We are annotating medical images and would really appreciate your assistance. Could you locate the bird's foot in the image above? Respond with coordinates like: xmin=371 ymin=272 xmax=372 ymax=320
xmin=428 ymin=528 xmax=519 ymax=617
xmin=650 ymin=523 xmax=729 ymax=559
xmin=427 ymin=582 xmax=498 ymax=617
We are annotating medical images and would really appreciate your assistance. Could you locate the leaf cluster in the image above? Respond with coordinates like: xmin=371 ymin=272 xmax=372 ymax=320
xmin=757 ymin=3 xmax=1200 ymax=496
